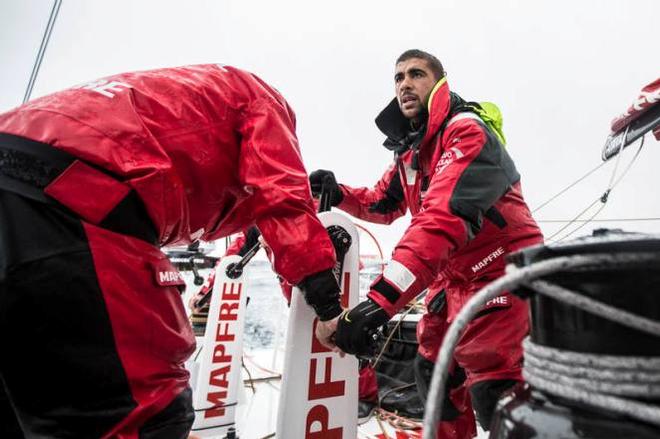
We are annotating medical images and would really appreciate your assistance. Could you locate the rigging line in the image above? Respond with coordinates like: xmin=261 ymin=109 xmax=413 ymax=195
xmin=241 ymin=357 xmax=257 ymax=394
xmin=372 ymin=303 xmax=416 ymax=369
xmin=611 ymin=134 xmax=646 ymax=188
xmin=354 ymin=222 xmax=386 ymax=271
xmin=545 ymin=131 xmax=644 ymax=243
xmin=553 ymin=201 xmax=609 ymax=243
xmin=243 ymin=352 xmax=282 ymax=376
xmin=532 ymin=160 xmax=608 ymax=214
xmin=539 ymin=217 xmax=660 ymax=223
xmin=554 ymin=135 xmax=645 ymax=242
xmin=374 ymin=412 xmax=391 ymax=438
xmin=544 ymin=196 xmax=601 ymax=242
xmin=604 ymin=125 xmax=629 ymax=189
xmin=532 ymin=124 xmax=635 ymax=215
xmin=376 ymin=407 xmax=424 ymax=430
xmin=23 ymin=0 xmax=62 ymax=104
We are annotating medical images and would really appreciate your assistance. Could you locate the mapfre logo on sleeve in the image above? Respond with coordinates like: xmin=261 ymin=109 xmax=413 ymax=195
xmin=74 ymin=79 xmax=131 ymax=98
xmin=434 ymin=146 xmax=464 ymax=176
xmin=152 ymin=259 xmax=185 ymax=287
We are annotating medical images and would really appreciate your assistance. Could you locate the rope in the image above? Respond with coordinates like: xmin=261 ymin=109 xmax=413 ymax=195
xmin=242 ymin=358 xmax=257 ymax=394
xmin=523 ymin=280 xmax=660 ymax=426
xmin=544 ymin=133 xmax=645 ymax=242
xmin=243 ymin=375 xmax=281 ymax=385
xmin=421 ymin=252 xmax=660 ymax=439
xmin=243 ymin=352 xmax=282 ymax=376
xmin=527 ymin=280 xmax=660 ymax=336
xmin=532 ymin=160 xmax=608 ymax=214
xmin=538 ymin=217 xmax=660 ymax=223
xmin=544 ymin=196 xmax=602 ymax=242
xmin=354 ymin=222 xmax=386 ymax=271
xmin=376 ymin=406 xmax=424 ymax=431
xmin=524 ymin=338 xmax=660 ymax=426
xmin=23 ymin=0 xmax=62 ymax=104
xmin=530 ymin=127 xmax=631 ymax=215
xmin=373 ymin=304 xmax=417 ymax=368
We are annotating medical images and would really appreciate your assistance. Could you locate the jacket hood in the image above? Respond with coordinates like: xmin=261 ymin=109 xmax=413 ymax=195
xmin=422 ymin=77 xmax=452 ymax=143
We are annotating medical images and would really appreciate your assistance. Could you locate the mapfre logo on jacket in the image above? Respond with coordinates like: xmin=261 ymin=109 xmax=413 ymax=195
xmin=153 ymin=259 xmax=185 ymax=287
xmin=434 ymin=145 xmax=464 ymax=176
xmin=471 ymin=246 xmax=505 ymax=273
xmin=74 ymin=79 xmax=131 ymax=98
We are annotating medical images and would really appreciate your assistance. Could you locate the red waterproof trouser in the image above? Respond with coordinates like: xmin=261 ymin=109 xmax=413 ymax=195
xmin=0 ymin=190 xmax=196 ymax=438
xmin=452 ymin=295 xmax=528 ymax=387
xmin=417 ymin=289 xmax=529 ymax=437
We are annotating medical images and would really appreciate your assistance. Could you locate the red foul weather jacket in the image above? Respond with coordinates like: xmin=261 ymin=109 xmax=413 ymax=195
xmin=337 ymin=78 xmax=543 ymax=318
xmin=0 ymin=64 xmax=335 ymax=284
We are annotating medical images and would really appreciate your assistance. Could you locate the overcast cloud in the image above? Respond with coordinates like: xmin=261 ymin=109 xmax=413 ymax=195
xmin=1 ymin=0 xmax=658 ymax=255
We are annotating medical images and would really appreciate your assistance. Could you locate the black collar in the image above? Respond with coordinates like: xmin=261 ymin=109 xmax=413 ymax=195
xmin=375 ymin=98 xmax=428 ymax=153
xmin=374 ymin=92 xmax=469 ymax=155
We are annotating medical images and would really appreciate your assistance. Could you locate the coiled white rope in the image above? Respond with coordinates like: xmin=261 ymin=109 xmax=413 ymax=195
xmin=422 ymin=252 xmax=660 ymax=439
xmin=523 ymin=338 xmax=660 ymax=426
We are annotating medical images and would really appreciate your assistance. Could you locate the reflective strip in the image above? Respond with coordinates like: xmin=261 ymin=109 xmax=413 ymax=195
xmin=450 ymin=146 xmax=464 ymax=158
xmin=403 ymin=162 xmax=416 ymax=185
xmin=383 ymin=260 xmax=416 ymax=292
xmin=446 ymin=112 xmax=481 ymax=127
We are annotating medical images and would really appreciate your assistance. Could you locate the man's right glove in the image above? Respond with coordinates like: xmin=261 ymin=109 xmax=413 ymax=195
xmin=309 ymin=169 xmax=344 ymax=206
xmin=298 ymin=268 xmax=343 ymax=321
xmin=237 ymin=226 xmax=261 ymax=256
xmin=335 ymin=299 xmax=390 ymax=357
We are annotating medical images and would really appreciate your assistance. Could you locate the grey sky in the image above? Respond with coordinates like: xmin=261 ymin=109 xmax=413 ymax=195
xmin=1 ymin=0 xmax=658 ymax=255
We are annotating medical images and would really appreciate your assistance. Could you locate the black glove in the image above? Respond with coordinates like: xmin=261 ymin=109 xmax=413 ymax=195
xmin=298 ymin=269 xmax=342 ymax=321
xmin=309 ymin=169 xmax=344 ymax=206
xmin=237 ymin=226 xmax=261 ymax=257
xmin=335 ymin=299 xmax=390 ymax=356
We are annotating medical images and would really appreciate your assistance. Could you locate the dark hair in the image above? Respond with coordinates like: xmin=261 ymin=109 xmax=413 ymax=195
xmin=396 ymin=49 xmax=445 ymax=80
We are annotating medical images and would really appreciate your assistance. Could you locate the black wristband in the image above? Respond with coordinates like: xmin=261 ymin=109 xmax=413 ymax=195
xmin=298 ymin=269 xmax=342 ymax=321
xmin=314 ymin=301 xmax=343 ymax=321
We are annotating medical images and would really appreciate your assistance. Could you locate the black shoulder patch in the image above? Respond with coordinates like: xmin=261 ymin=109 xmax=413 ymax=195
xmin=449 ymin=121 xmax=520 ymax=238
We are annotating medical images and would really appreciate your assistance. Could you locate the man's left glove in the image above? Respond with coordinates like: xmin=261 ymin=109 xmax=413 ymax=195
xmin=335 ymin=299 xmax=390 ymax=356
xmin=237 ymin=226 xmax=261 ymax=256
xmin=298 ymin=269 xmax=342 ymax=321
xmin=309 ymin=169 xmax=344 ymax=206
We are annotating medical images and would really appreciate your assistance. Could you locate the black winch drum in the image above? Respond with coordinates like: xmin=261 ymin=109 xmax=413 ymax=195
xmin=510 ymin=229 xmax=660 ymax=356
xmin=490 ymin=229 xmax=660 ymax=438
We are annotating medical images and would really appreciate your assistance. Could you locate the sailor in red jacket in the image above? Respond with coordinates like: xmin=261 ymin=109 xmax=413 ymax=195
xmin=314 ymin=50 xmax=543 ymax=434
xmin=0 ymin=65 xmax=340 ymax=438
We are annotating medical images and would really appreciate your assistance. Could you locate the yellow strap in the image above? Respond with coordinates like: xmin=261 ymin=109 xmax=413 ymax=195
xmin=426 ymin=77 xmax=448 ymax=112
